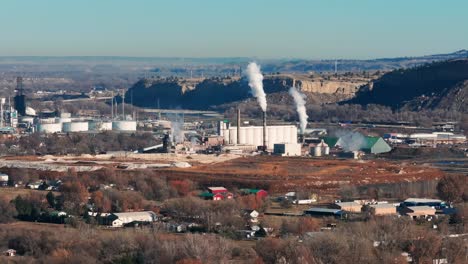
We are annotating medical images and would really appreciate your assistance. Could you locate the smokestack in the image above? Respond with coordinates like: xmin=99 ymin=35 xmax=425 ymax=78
xmin=237 ymin=108 xmax=241 ymax=145
xmin=263 ymin=111 xmax=267 ymax=150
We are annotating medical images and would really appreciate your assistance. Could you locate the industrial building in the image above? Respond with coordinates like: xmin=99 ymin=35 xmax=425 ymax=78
xmin=323 ymin=136 xmax=391 ymax=154
xmin=219 ymin=122 xmax=298 ymax=150
xmin=333 ymin=201 xmax=362 ymax=212
xmin=368 ymin=204 xmax=397 ymax=216
xmin=107 ymin=211 xmax=158 ymax=227
xmin=273 ymin=143 xmax=301 ymax=156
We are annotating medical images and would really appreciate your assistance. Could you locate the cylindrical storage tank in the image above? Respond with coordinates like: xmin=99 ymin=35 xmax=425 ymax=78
xmin=314 ymin=146 xmax=322 ymax=156
xmin=89 ymin=121 xmax=112 ymax=131
xmin=37 ymin=123 xmax=62 ymax=133
xmin=224 ymin=129 xmax=230 ymax=144
xmin=254 ymin=127 xmax=262 ymax=146
xmin=112 ymin=121 xmax=137 ymax=131
xmin=323 ymin=146 xmax=330 ymax=155
xmin=229 ymin=128 xmax=237 ymax=145
xmin=239 ymin=127 xmax=247 ymax=145
xmin=63 ymin=122 xmax=89 ymax=132
xmin=277 ymin=126 xmax=284 ymax=144
xmin=101 ymin=122 xmax=112 ymax=131
xmin=284 ymin=126 xmax=291 ymax=144
xmin=246 ymin=127 xmax=253 ymax=146
xmin=39 ymin=118 xmax=56 ymax=124
xmin=268 ymin=127 xmax=277 ymax=148
xmin=291 ymin=126 xmax=298 ymax=144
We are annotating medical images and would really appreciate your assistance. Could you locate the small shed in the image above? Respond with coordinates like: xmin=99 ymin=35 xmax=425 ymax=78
xmin=207 ymin=187 xmax=228 ymax=194
xmin=0 ymin=173 xmax=9 ymax=186
xmin=273 ymin=143 xmax=301 ymax=156
xmin=3 ymin=249 xmax=16 ymax=257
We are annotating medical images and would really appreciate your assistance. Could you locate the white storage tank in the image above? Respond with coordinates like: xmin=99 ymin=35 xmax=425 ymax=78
xmin=112 ymin=121 xmax=137 ymax=131
xmin=63 ymin=122 xmax=89 ymax=132
xmin=323 ymin=146 xmax=330 ymax=155
xmin=56 ymin=117 xmax=72 ymax=123
xmin=39 ymin=118 xmax=57 ymax=124
xmin=37 ymin=123 xmax=62 ymax=133
xmin=314 ymin=146 xmax=322 ymax=156
xmin=89 ymin=121 xmax=113 ymax=131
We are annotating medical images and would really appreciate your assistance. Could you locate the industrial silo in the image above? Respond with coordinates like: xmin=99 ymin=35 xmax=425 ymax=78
xmin=62 ymin=122 xmax=89 ymax=132
xmin=112 ymin=120 xmax=137 ymax=131
xmin=37 ymin=123 xmax=62 ymax=133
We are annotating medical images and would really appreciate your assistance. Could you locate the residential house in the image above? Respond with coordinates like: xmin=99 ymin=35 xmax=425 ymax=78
xmin=243 ymin=209 xmax=260 ymax=223
xmin=27 ymin=181 xmax=43 ymax=190
xmin=43 ymin=179 xmax=62 ymax=191
xmin=3 ymin=249 xmax=16 ymax=257
xmin=200 ymin=186 xmax=233 ymax=201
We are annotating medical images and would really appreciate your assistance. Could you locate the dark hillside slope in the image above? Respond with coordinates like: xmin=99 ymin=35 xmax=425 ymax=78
xmin=126 ymin=77 xmax=292 ymax=109
xmin=346 ymin=59 xmax=468 ymax=111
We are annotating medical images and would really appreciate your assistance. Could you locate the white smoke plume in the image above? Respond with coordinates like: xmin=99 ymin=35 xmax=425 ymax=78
xmin=246 ymin=62 xmax=267 ymax=112
xmin=289 ymin=87 xmax=308 ymax=133
xmin=168 ymin=113 xmax=185 ymax=143
xmin=334 ymin=130 xmax=367 ymax=152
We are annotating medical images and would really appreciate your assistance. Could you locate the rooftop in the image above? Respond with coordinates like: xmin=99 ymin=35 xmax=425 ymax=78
xmin=112 ymin=211 xmax=156 ymax=218
xmin=305 ymin=208 xmax=342 ymax=214
xmin=407 ymin=206 xmax=436 ymax=212
xmin=207 ymin=187 xmax=227 ymax=191
xmin=404 ymin=198 xmax=443 ymax=204
xmin=369 ymin=204 xmax=395 ymax=209
xmin=336 ymin=201 xmax=361 ymax=207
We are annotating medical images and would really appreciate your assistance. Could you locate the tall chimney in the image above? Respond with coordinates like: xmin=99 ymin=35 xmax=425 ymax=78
xmin=237 ymin=109 xmax=241 ymax=145
xmin=263 ymin=111 xmax=267 ymax=150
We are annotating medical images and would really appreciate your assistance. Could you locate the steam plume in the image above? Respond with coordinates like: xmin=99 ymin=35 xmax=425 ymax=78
xmin=246 ymin=62 xmax=267 ymax=112
xmin=334 ymin=130 xmax=367 ymax=152
xmin=289 ymin=87 xmax=308 ymax=133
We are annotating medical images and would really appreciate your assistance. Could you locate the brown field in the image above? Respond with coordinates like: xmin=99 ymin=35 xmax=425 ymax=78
xmin=157 ymin=156 xmax=444 ymax=193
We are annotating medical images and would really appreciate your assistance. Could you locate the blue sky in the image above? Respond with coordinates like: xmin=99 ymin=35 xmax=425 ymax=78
xmin=0 ymin=0 xmax=466 ymax=59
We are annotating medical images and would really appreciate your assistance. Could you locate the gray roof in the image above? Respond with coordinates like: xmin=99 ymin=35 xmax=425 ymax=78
xmin=369 ymin=204 xmax=395 ymax=209
xmin=404 ymin=198 xmax=443 ymax=204
xmin=305 ymin=208 xmax=342 ymax=214
xmin=336 ymin=202 xmax=361 ymax=207
xmin=407 ymin=206 xmax=436 ymax=212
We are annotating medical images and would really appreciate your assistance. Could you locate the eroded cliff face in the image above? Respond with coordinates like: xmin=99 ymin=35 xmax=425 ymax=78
xmin=126 ymin=75 xmax=371 ymax=109
xmin=295 ymin=79 xmax=366 ymax=95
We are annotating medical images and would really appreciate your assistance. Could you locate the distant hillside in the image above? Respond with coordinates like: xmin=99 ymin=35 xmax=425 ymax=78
xmin=263 ymin=50 xmax=468 ymax=73
xmin=125 ymin=75 xmax=357 ymax=110
xmin=345 ymin=59 xmax=468 ymax=112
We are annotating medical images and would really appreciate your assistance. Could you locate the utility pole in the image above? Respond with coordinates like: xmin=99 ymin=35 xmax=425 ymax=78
xmin=111 ymin=91 xmax=114 ymax=120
